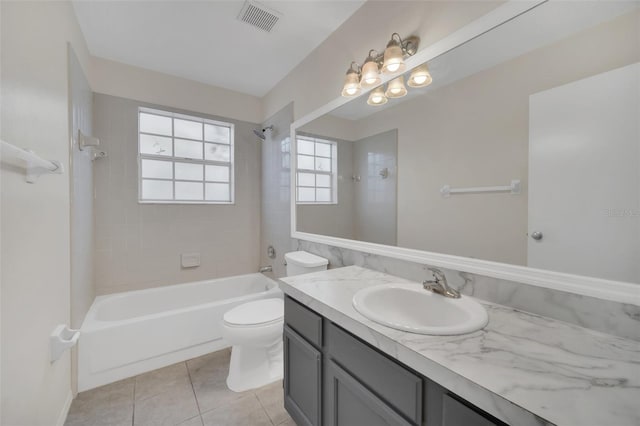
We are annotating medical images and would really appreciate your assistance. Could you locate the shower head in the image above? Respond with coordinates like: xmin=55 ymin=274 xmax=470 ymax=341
xmin=253 ymin=125 xmax=274 ymax=141
xmin=253 ymin=129 xmax=266 ymax=140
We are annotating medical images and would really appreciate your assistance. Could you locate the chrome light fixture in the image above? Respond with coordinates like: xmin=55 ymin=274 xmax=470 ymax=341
xmin=360 ymin=50 xmax=381 ymax=88
xmin=385 ymin=76 xmax=407 ymax=98
xmin=341 ymin=62 xmax=361 ymax=97
xmin=340 ymin=32 xmax=426 ymax=105
xmin=408 ymin=63 xmax=433 ymax=88
xmin=367 ymin=86 xmax=388 ymax=106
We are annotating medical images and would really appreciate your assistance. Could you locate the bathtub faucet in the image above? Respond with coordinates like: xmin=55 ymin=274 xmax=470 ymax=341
xmin=259 ymin=265 xmax=273 ymax=273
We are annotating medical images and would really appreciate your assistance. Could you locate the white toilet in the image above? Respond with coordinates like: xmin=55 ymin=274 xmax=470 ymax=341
xmin=222 ymin=251 xmax=328 ymax=392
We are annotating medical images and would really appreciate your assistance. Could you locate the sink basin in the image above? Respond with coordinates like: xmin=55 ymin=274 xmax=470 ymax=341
xmin=353 ymin=284 xmax=488 ymax=335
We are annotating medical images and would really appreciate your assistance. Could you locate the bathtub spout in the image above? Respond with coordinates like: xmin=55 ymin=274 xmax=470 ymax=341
xmin=259 ymin=265 xmax=273 ymax=273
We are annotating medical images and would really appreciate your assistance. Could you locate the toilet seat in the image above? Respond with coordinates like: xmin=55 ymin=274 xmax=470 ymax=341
xmin=223 ymin=298 xmax=283 ymax=327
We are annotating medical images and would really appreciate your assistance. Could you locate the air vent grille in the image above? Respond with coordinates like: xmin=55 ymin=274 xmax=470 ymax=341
xmin=238 ymin=1 xmax=281 ymax=33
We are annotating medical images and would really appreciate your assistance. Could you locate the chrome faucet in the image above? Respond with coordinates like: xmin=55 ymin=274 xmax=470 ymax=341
xmin=259 ymin=265 xmax=273 ymax=273
xmin=423 ymin=268 xmax=460 ymax=299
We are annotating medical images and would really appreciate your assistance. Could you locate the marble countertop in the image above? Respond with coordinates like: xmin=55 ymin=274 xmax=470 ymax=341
xmin=279 ymin=266 xmax=640 ymax=426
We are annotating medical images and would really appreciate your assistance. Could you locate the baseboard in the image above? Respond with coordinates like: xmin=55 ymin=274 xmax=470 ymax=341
xmin=56 ymin=390 xmax=73 ymax=426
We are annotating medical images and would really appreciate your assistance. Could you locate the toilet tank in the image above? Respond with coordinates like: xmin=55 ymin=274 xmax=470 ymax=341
xmin=285 ymin=251 xmax=328 ymax=276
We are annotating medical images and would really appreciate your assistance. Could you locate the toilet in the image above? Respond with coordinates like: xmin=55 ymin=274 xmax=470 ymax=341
xmin=222 ymin=251 xmax=328 ymax=392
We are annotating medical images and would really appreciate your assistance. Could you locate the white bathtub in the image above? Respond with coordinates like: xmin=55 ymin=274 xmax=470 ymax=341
xmin=78 ymin=273 xmax=281 ymax=391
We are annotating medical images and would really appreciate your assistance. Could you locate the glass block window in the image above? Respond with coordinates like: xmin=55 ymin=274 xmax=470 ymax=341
xmin=138 ymin=108 xmax=234 ymax=204
xmin=296 ymin=136 xmax=338 ymax=204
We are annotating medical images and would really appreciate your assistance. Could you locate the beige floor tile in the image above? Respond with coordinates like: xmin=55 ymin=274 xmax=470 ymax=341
xmin=65 ymin=379 xmax=134 ymax=426
xmin=133 ymin=380 xmax=199 ymax=426
xmin=135 ymin=362 xmax=190 ymax=401
xmin=276 ymin=418 xmax=297 ymax=426
xmin=186 ymin=349 xmax=250 ymax=412
xmin=186 ymin=349 xmax=231 ymax=379
xmin=255 ymin=381 xmax=291 ymax=426
xmin=176 ymin=415 xmax=204 ymax=426
xmin=201 ymin=394 xmax=272 ymax=426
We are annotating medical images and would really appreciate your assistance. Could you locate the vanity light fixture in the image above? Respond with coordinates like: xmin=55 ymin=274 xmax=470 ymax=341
xmin=385 ymin=76 xmax=407 ymax=98
xmin=340 ymin=32 xmax=426 ymax=105
xmin=341 ymin=62 xmax=361 ymax=97
xmin=360 ymin=50 xmax=382 ymax=88
xmin=408 ymin=63 xmax=433 ymax=88
xmin=367 ymin=86 xmax=388 ymax=106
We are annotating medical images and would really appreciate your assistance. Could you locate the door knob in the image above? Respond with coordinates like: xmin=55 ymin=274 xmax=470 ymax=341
xmin=531 ymin=231 xmax=543 ymax=241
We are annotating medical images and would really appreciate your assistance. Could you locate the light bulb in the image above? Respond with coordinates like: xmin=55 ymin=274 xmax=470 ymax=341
xmin=360 ymin=56 xmax=381 ymax=88
xmin=341 ymin=66 xmax=361 ymax=97
xmin=385 ymin=76 xmax=407 ymax=98
xmin=367 ymin=86 xmax=388 ymax=106
xmin=381 ymin=34 xmax=406 ymax=75
xmin=408 ymin=63 xmax=433 ymax=88
xmin=413 ymin=75 xmax=427 ymax=84
xmin=386 ymin=63 xmax=401 ymax=73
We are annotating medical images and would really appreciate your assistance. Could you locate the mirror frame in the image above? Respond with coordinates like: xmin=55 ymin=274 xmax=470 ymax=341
xmin=290 ymin=0 xmax=639 ymax=305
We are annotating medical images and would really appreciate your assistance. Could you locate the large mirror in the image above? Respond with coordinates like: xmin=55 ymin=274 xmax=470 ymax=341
xmin=293 ymin=1 xmax=640 ymax=285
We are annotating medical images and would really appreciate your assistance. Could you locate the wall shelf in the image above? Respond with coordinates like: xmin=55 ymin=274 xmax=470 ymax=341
xmin=1 ymin=140 xmax=63 ymax=183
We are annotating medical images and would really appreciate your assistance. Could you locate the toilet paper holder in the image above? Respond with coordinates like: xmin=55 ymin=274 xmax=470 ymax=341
xmin=50 ymin=324 xmax=80 ymax=363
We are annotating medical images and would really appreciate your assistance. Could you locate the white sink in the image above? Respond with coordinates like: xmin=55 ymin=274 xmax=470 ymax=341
xmin=353 ymin=283 xmax=488 ymax=335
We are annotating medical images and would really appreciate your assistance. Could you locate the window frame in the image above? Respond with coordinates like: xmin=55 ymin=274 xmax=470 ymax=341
xmin=295 ymin=135 xmax=338 ymax=205
xmin=137 ymin=107 xmax=235 ymax=205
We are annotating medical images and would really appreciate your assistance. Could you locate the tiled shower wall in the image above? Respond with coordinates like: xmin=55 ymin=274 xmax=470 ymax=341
xmin=260 ymin=103 xmax=295 ymax=278
xmin=93 ymin=94 xmax=261 ymax=294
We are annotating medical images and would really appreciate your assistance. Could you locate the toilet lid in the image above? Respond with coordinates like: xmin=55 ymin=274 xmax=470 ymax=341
xmin=223 ymin=298 xmax=284 ymax=326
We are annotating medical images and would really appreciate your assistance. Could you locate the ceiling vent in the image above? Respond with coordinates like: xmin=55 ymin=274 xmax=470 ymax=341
xmin=238 ymin=1 xmax=282 ymax=33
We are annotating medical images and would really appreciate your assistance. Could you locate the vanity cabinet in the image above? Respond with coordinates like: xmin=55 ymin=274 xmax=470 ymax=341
xmin=284 ymin=325 xmax=322 ymax=426
xmin=284 ymin=296 xmax=504 ymax=426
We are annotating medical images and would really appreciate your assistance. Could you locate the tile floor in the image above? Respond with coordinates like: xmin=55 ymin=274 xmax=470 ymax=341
xmin=65 ymin=348 xmax=294 ymax=426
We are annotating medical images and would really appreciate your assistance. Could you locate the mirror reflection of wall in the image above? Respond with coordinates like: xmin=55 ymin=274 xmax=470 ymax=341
xmin=296 ymin=127 xmax=398 ymax=246
xmin=295 ymin=3 xmax=640 ymax=284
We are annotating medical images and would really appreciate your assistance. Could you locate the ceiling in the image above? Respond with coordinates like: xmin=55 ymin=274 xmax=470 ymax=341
xmin=72 ymin=0 xmax=365 ymax=97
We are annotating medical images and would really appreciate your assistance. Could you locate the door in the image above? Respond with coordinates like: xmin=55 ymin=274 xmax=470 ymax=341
xmin=284 ymin=326 xmax=322 ymax=426
xmin=325 ymin=359 xmax=412 ymax=426
xmin=528 ymin=63 xmax=639 ymax=282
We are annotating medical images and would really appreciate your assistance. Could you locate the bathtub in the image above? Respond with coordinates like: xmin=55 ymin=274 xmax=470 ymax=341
xmin=78 ymin=273 xmax=281 ymax=391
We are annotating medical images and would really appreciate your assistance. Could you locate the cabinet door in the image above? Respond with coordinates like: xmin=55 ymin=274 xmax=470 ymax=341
xmin=284 ymin=326 xmax=322 ymax=426
xmin=326 ymin=359 xmax=413 ymax=426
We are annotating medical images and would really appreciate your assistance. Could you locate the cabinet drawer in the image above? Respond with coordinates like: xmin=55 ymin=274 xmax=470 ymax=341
xmin=442 ymin=394 xmax=498 ymax=426
xmin=285 ymin=296 xmax=323 ymax=348
xmin=325 ymin=322 xmax=422 ymax=424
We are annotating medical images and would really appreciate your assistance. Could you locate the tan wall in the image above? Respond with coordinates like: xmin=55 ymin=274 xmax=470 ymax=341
xmin=1 ymin=1 xmax=90 ymax=424
xmin=90 ymin=57 xmax=262 ymax=124
xmin=93 ymin=94 xmax=261 ymax=295
xmin=263 ymin=1 xmax=503 ymax=121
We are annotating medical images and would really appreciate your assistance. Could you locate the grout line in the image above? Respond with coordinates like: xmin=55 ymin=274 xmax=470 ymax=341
xmin=185 ymin=360 xmax=203 ymax=415
xmin=131 ymin=377 xmax=136 ymax=426
xmin=255 ymin=392 xmax=276 ymax=426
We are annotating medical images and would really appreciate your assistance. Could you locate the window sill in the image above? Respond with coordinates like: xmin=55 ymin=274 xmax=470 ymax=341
xmin=138 ymin=200 xmax=235 ymax=205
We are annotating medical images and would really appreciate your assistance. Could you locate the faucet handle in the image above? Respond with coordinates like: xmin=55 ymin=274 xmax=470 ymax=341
xmin=426 ymin=267 xmax=445 ymax=282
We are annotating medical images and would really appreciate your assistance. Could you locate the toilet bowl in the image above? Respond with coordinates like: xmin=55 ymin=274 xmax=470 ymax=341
xmin=222 ymin=298 xmax=284 ymax=392
xmin=223 ymin=251 xmax=328 ymax=392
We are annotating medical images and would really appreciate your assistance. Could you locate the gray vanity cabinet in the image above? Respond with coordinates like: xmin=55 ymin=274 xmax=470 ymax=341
xmin=284 ymin=296 xmax=505 ymax=426
xmin=284 ymin=326 xmax=322 ymax=426
xmin=325 ymin=359 xmax=413 ymax=426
